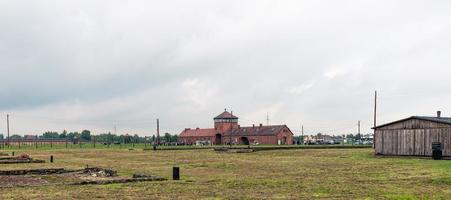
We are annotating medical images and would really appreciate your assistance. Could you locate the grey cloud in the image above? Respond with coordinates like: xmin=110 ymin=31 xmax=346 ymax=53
xmin=1 ymin=1 xmax=451 ymax=135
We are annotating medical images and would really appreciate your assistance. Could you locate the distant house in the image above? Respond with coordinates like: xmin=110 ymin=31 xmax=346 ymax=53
xmin=304 ymin=134 xmax=342 ymax=144
xmin=24 ymin=135 xmax=38 ymax=140
xmin=179 ymin=110 xmax=294 ymax=145
xmin=373 ymin=111 xmax=451 ymax=157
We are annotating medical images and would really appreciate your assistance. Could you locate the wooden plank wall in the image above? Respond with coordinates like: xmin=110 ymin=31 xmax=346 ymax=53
xmin=414 ymin=129 xmax=425 ymax=156
xmin=375 ymin=128 xmax=451 ymax=156
xmin=375 ymin=130 xmax=383 ymax=154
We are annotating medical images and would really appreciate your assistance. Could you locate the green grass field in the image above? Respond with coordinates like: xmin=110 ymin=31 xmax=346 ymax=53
xmin=0 ymin=147 xmax=450 ymax=199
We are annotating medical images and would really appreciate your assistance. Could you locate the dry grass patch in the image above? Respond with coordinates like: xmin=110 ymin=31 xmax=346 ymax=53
xmin=0 ymin=148 xmax=449 ymax=199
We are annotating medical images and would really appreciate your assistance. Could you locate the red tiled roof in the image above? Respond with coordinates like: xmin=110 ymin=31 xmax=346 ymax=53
xmin=214 ymin=111 xmax=238 ymax=119
xmin=228 ymin=125 xmax=292 ymax=136
xmin=179 ymin=128 xmax=217 ymax=137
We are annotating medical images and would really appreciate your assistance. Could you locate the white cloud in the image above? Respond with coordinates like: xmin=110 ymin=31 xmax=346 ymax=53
xmin=323 ymin=68 xmax=348 ymax=79
xmin=1 ymin=1 xmax=451 ymax=135
xmin=289 ymin=82 xmax=314 ymax=95
xmin=181 ymin=78 xmax=218 ymax=108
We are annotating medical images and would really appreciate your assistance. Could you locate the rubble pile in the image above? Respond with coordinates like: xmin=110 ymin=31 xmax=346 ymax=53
xmin=0 ymin=154 xmax=45 ymax=164
xmin=83 ymin=167 xmax=117 ymax=177
xmin=0 ymin=166 xmax=166 ymax=187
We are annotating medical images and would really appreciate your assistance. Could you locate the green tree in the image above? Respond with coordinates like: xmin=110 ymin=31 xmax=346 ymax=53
xmin=95 ymin=133 xmax=110 ymax=143
xmin=41 ymin=131 xmax=59 ymax=138
xmin=10 ymin=134 xmax=22 ymax=139
xmin=67 ymin=132 xmax=80 ymax=140
xmin=171 ymin=134 xmax=179 ymax=143
xmin=293 ymin=136 xmax=303 ymax=144
xmin=59 ymin=130 xmax=67 ymax=138
xmin=119 ymin=135 xmax=125 ymax=144
xmin=123 ymin=134 xmax=132 ymax=144
xmin=81 ymin=130 xmax=91 ymax=141
xmin=133 ymin=134 xmax=140 ymax=143
xmin=164 ymin=133 xmax=171 ymax=143
xmin=356 ymin=133 xmax=361 ymax=140
xmin=0 ymin=134 xmax=3 ymax=139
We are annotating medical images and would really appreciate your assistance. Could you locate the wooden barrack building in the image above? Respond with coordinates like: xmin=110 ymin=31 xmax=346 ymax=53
xmin=373 ymin=111 xmax=451 ymax=157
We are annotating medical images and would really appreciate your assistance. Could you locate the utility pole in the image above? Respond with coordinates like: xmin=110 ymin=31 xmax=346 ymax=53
xmin=108 ymin=132 xmax=111 ymax=148
xmin=301 ymin=125 xmax=304 ymax=145
xmin=373 ymin=90 xmax=377 ymax=148
xmin=114 ymin=125 xmax=117 ymax=147
xmin=156 ymin=118 xmax=160 ymax=146
xmin=266 ymin=112 xmax=269 ymax=126
xmin=153 ymin=119 xmax=160 ymax=150
xmin=358 ymin=120 xmax=361 ymax=142
xmin=374 ymin=91 xmax=377 ymax=129
xmin=6 ymin=114 xmax=10 ymax=147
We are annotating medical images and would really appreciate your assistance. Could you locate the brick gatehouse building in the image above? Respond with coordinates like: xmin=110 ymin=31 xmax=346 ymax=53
xmin=179 ymin=110 xmax=294 ymax=145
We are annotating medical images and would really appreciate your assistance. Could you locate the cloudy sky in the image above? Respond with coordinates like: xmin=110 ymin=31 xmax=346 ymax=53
xmin=1 ymin=0 xmax=451 ymax=136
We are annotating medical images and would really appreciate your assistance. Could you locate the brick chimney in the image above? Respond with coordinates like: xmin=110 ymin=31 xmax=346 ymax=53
xmin=252 ymin=124 xmax=255 ymax=128
xmin=437 ymin=111 xmax=442 ymax=118
xmin=259 ymin=123 xmax=263 ymax=127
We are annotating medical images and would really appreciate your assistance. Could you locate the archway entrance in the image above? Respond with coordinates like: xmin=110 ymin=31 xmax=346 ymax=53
xmin=281 ymin=136 xmax=287 ymax=145
xmin=240 ymin=137 xmax=250 ymax=145
xmin=215 ymin=134 xmax=222 ymax=145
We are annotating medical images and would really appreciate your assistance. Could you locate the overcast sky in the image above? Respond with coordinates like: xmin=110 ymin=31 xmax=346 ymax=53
xmin=1 ymin=0 xmax=451 ymax=136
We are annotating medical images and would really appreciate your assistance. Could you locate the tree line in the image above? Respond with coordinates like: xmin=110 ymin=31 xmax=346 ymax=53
xmin=0 ymin=131 xmax=179 ymax=144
